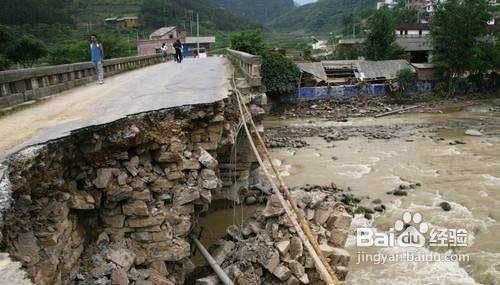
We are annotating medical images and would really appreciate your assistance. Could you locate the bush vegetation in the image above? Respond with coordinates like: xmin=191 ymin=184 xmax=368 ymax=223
xmin=230 ymin=31 xmax=301 ymax=96
xmin=396 ymin=68 xmax=417 ymax=95
xmin=0 ymin=25 xmax=47 ymax=69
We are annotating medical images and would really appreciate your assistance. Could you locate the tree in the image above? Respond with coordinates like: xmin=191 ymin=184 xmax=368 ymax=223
xmin=390 ymin=1 xmax=419 ymax=25
xmin=396 ymin=68 xmax=416 ymax=96
xmin=364 ymin=8 xmax=398 ymax=60
xmin=49 ymin=35 xmax=134 ymax=65
xmin=0 ymin=54 xmax=10 ymax=71
xmin=230 ymin=31 xmax=265 ymax=55
xmin=0 ymin=0 xmax=72 ymax=25
xmin=140 ymin=0 xmax=253 ymax=32
xmin=5 ymin=34 xmax=47 ymax=67
xmin=49 ymin=41 xmax=89 ymax=65
xmin=261 ymin=52 xmax=301 ymax=95
xmin=0 ymin=25 xmax=14 ymax=70
xmin=230 ymin=31 xmax=300 ymax=96
xmin=335 ymin=44 xmax=363 ymax=60
xmin=431 ymin=0 xmax=491 ymax=93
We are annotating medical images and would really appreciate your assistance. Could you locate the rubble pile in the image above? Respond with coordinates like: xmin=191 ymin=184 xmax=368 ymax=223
xmin=278 ymin=97 xmax=399 ymax=120
xmin=265 ymin=124 xmax=414 ymax=144
xmin=198 ymin=189 xmax=353 ymax=284
xmin=274 ymin=95 xmax=495 ymax=120
xmin=266 ymin=137 xmax=309 ymax=149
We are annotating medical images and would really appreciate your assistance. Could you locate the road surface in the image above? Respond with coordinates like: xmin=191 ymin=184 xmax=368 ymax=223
xmin=0 ymin=57 xmax=230 ymax=160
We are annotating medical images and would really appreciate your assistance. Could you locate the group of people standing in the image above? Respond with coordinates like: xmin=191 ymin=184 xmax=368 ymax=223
xmin=161 ymin=39 xmax=184 ymax=63
xmin=89 ymin=35 xmax=187 ymax=85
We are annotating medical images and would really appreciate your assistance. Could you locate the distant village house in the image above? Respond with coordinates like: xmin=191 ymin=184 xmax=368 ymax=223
xmin=183 ymin=36 xmax=216 ymax=57
xmin=104 ymin=16 xmax=139 ymax=29
xmin=136 ymin=26 xmax=216 ymax=56
xmin=149 ymin=26 xmax=178 ymax=40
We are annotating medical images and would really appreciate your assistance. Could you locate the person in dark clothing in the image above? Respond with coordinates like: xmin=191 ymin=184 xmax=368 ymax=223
xmin=173 ymin=39 xmax=183 ymax=63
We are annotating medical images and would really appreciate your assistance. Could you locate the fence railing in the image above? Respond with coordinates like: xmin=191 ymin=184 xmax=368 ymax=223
xmin=0 ymin=54 xmax=162 ymax=109
xmin=225 ymin=48 xmax=262 ymax=87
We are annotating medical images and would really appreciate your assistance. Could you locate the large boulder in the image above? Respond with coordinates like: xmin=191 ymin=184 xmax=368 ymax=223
xmin=94 ymin=168 xmax=115 ymax=189
xmin=68 ymin=190 xmax=96 ymax=210
xmin=198 ymin=148 xmax=218 ymax=169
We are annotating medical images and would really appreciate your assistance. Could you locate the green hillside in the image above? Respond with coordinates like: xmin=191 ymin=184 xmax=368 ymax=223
xmin=0 ymin=0 xmax=257 ymax=68
xmin=0 ymin=0 xmax=255 ymax=33
xmin=70 ymin=0 xmax=142 ymax=23
xmin=141 ymin=0 xmax=256 ymax=33
xmin=209 ymin=0 xmax=295 ymax=25
xmin=270 ymin=0 xmax=377 ymax=34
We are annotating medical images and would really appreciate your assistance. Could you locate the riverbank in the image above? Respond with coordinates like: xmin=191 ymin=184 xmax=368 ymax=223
xmin=265 ymin=96 xmax=500 ymax=284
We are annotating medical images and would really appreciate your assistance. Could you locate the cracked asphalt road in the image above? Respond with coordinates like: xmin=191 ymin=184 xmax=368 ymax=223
xmin=0 ymin=56 xmax=230 ymax=160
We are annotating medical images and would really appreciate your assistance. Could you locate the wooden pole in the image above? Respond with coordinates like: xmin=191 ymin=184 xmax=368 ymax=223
xmin=375 ymin=105 xmax=420 ymax=118
xmin=192 ymin=237 xmax=235 ymax=285
xmin=232 ymin=73 xmax=341 ymax=285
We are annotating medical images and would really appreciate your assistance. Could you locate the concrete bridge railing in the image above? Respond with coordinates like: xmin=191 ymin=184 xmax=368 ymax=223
xmin=225 ymin=48 xmax=262 ymax=87
xmin=0 ymin=54 xmax=162 ymax=109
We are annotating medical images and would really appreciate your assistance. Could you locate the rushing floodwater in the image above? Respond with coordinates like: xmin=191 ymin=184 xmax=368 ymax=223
xmin=267 ymin=103 xmax=500 ymax=285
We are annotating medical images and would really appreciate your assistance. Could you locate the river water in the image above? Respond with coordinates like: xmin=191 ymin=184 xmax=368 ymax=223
xmin=266 ymin=102 xmax=500 ymax=285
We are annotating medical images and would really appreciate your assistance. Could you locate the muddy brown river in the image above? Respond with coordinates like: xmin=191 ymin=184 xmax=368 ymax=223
xmin=267 ymin=102 xmax=500 ymax=285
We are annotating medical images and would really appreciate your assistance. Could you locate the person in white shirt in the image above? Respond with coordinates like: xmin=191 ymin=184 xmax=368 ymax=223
xmin=161 ymin=43 xmax=168 ymax=62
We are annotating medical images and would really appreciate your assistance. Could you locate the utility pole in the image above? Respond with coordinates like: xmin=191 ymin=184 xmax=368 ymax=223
xmin=128 ymin=34 xmax=131 ymax=55
xmin=189 ymin=10 xmax=193 ymax=35
xmin=352 ymin=10 xmax=356 ymax=39
xmin=197 ymin=13 xmax=200 ymax=54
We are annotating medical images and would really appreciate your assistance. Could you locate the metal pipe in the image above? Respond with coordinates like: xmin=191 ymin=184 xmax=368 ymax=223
xmin=191 ymin=237 xmax=235 ymax=285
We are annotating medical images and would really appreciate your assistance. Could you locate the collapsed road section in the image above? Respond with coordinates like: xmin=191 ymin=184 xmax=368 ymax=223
xmin=0 ymin=87 xmax=266 ymax=284
xmin=0 ymin=63 xmax=355 ymax=285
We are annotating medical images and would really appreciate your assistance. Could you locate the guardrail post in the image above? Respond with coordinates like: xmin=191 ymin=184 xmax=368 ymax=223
xmin=1 ymin=83 xmax=10 ymax=96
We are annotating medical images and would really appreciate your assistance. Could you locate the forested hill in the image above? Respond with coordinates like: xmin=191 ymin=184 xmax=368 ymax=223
xmin=0 ymin=0 xmax=255 ymax=32
xmin=140 ymin=0 xmax=256 ymax=31
xmin=270 ymin=0 xmax=377 ymax=34
xmin=209 ymin=0 xmax=295 ymax=25
xmin=0 ymin=0 xmax=73 ymax=25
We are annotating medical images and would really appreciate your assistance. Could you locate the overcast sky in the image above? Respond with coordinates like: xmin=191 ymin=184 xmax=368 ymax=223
xmin=294 ymin=0 xmax=318 ymax=5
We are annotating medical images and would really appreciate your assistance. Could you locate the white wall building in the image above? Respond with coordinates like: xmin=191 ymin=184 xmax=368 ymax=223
xmin=396 ymin=23 xmax=431 ymax=37
xmin=377 ymin=0 xmax=399 ymax=9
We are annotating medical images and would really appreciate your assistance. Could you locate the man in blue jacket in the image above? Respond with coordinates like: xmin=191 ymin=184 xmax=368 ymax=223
xmin=90 ymin=35 xmax=104 ymax=84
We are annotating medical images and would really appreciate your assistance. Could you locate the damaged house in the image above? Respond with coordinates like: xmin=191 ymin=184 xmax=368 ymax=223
xmin=296 ymin=60 xmax=416 ymax=100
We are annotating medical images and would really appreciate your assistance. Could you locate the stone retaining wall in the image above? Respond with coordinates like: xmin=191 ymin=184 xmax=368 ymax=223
xmin=0 ymin=82 xmax=269 ymax=284
xmin=0 ymin=55 xmax=353 ymax=284
xmin=0 ymin=54 xmax=162 ymax=108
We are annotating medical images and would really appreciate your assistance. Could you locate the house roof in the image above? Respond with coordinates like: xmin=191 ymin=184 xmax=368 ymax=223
xmin=150 ymin=26 xmax=176 ymax=38
xmin=184 ymin=36 xmax=216 ymax=44
xmin=298 ymin=59 xmax=415 ymax=82
xmin=118 ymin=16 xmax=138 ymax=20
xmin=105 ymin=16 xmax=138 ymax=22
xmin=322 ymin=60 xmax=359 ymax=70
xmin=297 ymin=62 xmax=328 ymax=81
xmin=411 ymin=63 xmax=435 ymax=69
xmin=356 ymin=60 xmax=415 ymax=81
